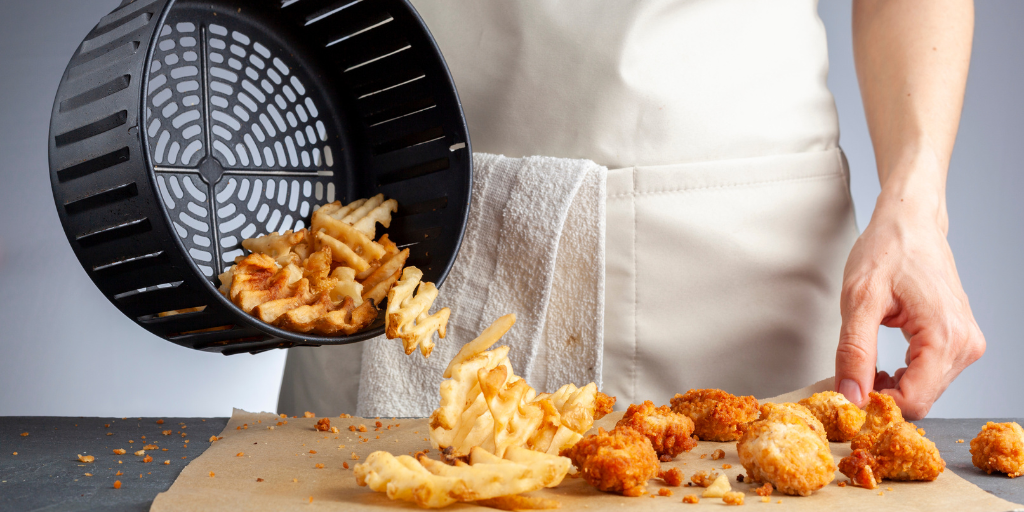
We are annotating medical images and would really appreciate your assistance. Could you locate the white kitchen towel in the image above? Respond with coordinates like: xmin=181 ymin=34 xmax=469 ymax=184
xmin=356 ymin=153 xmax=607 ymax=418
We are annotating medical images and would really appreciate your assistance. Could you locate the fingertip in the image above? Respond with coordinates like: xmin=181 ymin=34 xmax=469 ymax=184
xmin=838 ymin=378 xmax=865 ymax=407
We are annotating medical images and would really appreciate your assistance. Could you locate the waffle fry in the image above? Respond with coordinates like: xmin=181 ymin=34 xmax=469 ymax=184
xmin=317 ymin=194 xmax=398 ymax=239
xmin=358 ymin=235 xmax=409 ymax=304
xmin=354 ymin=446 xmax=568 ymax=509
xmin=429 ymin=315 xmax=610 ymax=461
xmin=312 ymin=205 xmax=386 ymax=272
xmin=386 ymin=267 xmax=451 ymax=357
xmin=241 ymin=229 xmax=310 ymax=266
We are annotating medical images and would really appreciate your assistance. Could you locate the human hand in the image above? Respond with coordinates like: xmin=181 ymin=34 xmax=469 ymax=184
xmin=834 ymin=183 xmax=985 ymax=420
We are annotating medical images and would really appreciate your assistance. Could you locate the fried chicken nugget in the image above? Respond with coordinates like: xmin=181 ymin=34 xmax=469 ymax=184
xmin=759 ymin=402 xmax=828 ymax=445
xmin=561 ymin=427 xmax=659 ymax=497
xmin=798 ymin=391 xmax=866 ymax=442
xmin=839 ymin=421 xmax=945 ymax=489
xmin=616 ymin=401 xmax=697 ymax=459
xmin=971 ymin=422 xmax=1024 ymax=478
xmin=670 ymin=389 xmax=759 ymax=442
xmin=851 ymin=391 xmax=904 ymax=451
xmin=736 ymin=410 xmax=836 ymax=496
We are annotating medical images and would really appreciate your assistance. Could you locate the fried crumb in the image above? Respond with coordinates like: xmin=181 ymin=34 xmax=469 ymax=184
xmin=956 ymin=439 xmax=965 ymax=443
xmin=135 ymin=450 xmax=145 ymax=456
xmin=293 ymin=478 xmax=298 ymax=483
xmin=878 ymin=491 xmax=884 ymax=496
xmin=116 ymin=471 xmax=122 ymax=476
xmin=314 ymin=418 xmax=331 ymax=432
xmin=343 ymin=462 xmax=349 ymax=469
xmin=682 ymin=495 xmax=700 ymax=504
xmin=105 ymin=424 xmax=110 ymax=428
xmin=84 ymin=473 xmax=93 ymax=477
xmin=209 ymin=472 xmax=215 ymax=477
xmin=257 ymin=478 xmax=264 ymax=482
xmin=182 ymin=456 xmax=187 ymax=459
xmin=755 ymin=483 xmax=773 ymax=497
xmin=304 ymin=412 xmax=315 ymax=418
xmin=351 ymin=452 xmax=360 ymax=460
xmin=106 ymin=433 xmax=113 ymax=436
xmin=129 ymin=440 xmax=134 ymax=444
xmin=77 ymin=455 xmax=95 ymax=463
xmin=156 ymin=419 xmax=164 ymax=424
xmin=309 ymin=496 xmax=314 ymax=504
xmin=723 ymin=491 xmax=744 ymax=505
xmin=660 ymin=468 xmax=684 ymax=486
xmin=760 ymin=497 xmax=770 ymax=503
xmin=777 ymin=500 xmax=783 ymax=504
xmin=339 ymin=413 xmax=352 ymax=418
xmin=722 ymin=464 xmax=732 ymax=469
xmin=315 ymin=463 xmax=324 ymax=469
xmin=887 ymin=487 xmax=893 ymax=491
xmin=141 ymin=436 xmax=146 ymax=439
xmin=309 ymin=450 xmax=317 ymax=454
xmin=162 ymin=448 xmax=168 ymax=451
xmin=113 ymin=480 xmax=122 ymax=489
xmin=838 ymin=481 xmax=847 ymax=487
xmin=658 ymin=488 xmax=673 ymax=497
xmin=375 ymin=421 xmax=383 ymax=428
xmin=690 ymin=470 xmax=718 ymax=487
xmin=711 ymin=449 xmax=725 ymax=460
xmin=20 ymin=432 xmax=28 ymax=437
xmin=917 ymin=428 xmax=926 ymax=436
xmin=348 ymin=425 xmax=356 ymax=432
xmin=209 ymin=436 xmax=219 ymax=442
xmin=163 ymin=460 xmax=170 ymax=465
xmin=113 ymin=449 xmax=126 ymax=455
xmin=142 ymin=455 xmax=153 ymax=463
xmin=700 ymin=454 xmax=706 ymax=459
xmin=330 ymin=427 xmax=339 ymax=434
xmin=143 ymin=444 xmax=158 ymax=450
xmin=162 ymin=430 xmax=171 ymax=435
xmin=358 ymin=425 xmax=367 ymax=432
xmin=237 ymin=452 xmax=245 ymax=457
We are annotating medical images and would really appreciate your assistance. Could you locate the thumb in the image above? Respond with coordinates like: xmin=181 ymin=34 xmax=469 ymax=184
xmin=835 ymin=285 xmax=886 ymax=407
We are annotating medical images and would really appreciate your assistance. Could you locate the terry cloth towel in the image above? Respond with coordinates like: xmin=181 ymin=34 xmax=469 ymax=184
xmin=356 ymin=153 xmax=607 ymax=418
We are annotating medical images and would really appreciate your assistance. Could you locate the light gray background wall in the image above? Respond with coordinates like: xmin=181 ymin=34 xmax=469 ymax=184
xmin=0 ymin=1 xmax=1019 ymax=418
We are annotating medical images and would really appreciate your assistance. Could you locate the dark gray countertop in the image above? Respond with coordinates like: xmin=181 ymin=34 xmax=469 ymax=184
xmin=2 ymin=417 xmax=1022 ymax=511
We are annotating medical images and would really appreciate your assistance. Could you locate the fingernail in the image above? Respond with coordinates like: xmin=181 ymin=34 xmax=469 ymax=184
xmin=839 ymin=379 xmax=862 ymax=405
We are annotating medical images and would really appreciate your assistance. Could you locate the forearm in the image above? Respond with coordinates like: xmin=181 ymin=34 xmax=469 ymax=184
xmin=853 ymin=0 xmax=973 ymax=233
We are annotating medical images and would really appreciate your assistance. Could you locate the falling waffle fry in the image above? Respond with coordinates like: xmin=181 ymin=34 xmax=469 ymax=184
xmin=386 ymin=267 xmax=450 ymax=357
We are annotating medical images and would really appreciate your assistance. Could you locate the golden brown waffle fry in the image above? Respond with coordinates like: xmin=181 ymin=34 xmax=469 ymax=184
xmin=241 ymin=229 xmax=307 ymax=266
xmin=386 ymin=267 xmax=450 ymax=357
xmin=475 ymin=494 xmax=561 ymax=511
xmin=354 ymin=446 xmax=569 ymax=509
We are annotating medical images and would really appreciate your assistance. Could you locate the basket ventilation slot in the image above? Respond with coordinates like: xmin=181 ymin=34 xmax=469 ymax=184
xmin=60 ymin=75 xmax=132 ymax=113
xmin=57 ymin=147 xmax=130 ymax=182
xmin=76 ymin=217 xmax=152 ymax=247
xmin=64 ymin=181 xmax=138 ymax=214
xmin=54 ymin=110 xmax=128 ymax=147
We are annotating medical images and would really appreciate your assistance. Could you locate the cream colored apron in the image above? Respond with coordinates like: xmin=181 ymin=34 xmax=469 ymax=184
xmin=278 ymin=0 xmax=859 ymax=414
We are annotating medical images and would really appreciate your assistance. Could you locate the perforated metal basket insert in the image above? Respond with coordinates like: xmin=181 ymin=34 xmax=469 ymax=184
xmin=49 ymin=0 xmax=472 ymax=355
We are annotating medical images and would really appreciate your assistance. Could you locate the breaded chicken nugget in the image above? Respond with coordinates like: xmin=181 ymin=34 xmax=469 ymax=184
xmin=561 ymin=427 xmax=660 ymax=497
xmin=850 ymin=391 xmax=904 ymax=451
xmin=760 ymin=402 xmax=828 ymax=444
xmin=971 ymin=421 xmax=1024 ymax=478
xmin=736 ymin=410 xmax=836 ymax=496
xmin=839 ymin=421 xmax=945 ymax=488
xmin=670 ymin=389 xmax=759 ymax=442
xmin=799 ymin=391 xmax=866 ymax=442
xmin=616 ymin=401 xmax=697 ymax=459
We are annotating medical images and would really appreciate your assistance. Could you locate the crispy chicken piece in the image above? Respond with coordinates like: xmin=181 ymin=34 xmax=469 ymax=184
xmin=799 ymin=391 xmax=866 ymax=442
xmin=759 ymin=402 xmax=828 ymax=445
xmin=736 ymin=410 xmax=836 ymax=496
xmin=839 ymin=421 xmax=945 ymax=488
xmin=561 ymin=427 xmax=659 ymax=497
xmin=670 ymin=389 xmax=759 ymax=442
xmin=851 ymin=391 xmax=904 ymax=451
xmin=970 ymin=422 xmax=1024 ymax=478
xmin=616 ymin=401 xmax=697 ymax=459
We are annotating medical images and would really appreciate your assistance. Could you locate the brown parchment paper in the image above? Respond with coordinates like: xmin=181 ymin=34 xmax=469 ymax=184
xmin=152 ymin=382 xmax=1023 ymax=512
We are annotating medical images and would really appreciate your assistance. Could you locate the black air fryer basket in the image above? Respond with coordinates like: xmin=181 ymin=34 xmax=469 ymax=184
xmin=48 ymin=0 xmax=471 ymax=355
